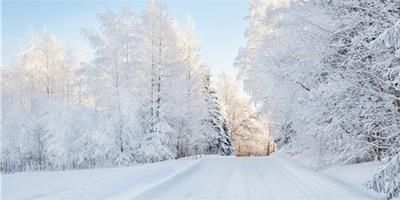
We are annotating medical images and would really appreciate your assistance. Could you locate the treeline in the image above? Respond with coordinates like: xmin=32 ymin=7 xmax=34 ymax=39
xmin=236 ymin=0 xmax=399 ymax=198
xmin=1 ymin=1 xmax=232 ymax=173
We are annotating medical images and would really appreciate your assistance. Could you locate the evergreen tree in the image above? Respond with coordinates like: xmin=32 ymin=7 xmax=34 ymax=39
xmin=204 ymin=73 xmax=233 ymax=156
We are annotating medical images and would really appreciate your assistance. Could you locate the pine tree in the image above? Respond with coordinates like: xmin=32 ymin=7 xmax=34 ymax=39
xmin=204 ymin=73 xmax=233 ymax=156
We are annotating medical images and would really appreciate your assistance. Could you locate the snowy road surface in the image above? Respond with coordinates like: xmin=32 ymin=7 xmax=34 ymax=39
xmin=2 ymin=156 xmax=377 ymax=199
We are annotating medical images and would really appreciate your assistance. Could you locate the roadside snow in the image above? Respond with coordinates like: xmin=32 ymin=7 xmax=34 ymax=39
xmin=322 ymin=161 xmax=385 ymax=199
xmin=1 ymin=157 xmax=201 ymax=199
xmin=276 ymin=149 xmax=385 ymax=199
xmin=322 ymin=161 xmax=381 ymax=186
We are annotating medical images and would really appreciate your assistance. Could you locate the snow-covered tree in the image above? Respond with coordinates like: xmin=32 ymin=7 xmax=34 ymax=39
xmin=135 ymin=0 xmax=190 ymax=162
xmin=311 ymin=0 xmax=400 ymax=166
xmin=1 ymin=28 xmax=86 ymax=172
xmin=171 ymin=17 xmax=214 ymax=157
xmin=81 ymin=6 xmax=142 ymax=164
xmin=236 ymin=0 xmax=332 ymax=152
xmin=203 ymin=73 xmax=233 ymax=156
xmin=366 ymin=20 xmax=400 ymax=199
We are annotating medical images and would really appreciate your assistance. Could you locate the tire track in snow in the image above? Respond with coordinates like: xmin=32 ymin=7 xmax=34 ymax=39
xmin=130 ymin=157 xmax=207 ymax=199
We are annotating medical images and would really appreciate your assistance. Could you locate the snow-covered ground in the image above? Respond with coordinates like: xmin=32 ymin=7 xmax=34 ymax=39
xmin=2 ymin=155 xmax=381 ymax=199
xmin=323 ymin=161 xmax=381 ymax=187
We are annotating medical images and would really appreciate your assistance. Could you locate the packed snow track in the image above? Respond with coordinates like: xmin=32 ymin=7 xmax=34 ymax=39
xmin=2 ymin=156 xmax=376 ymax=199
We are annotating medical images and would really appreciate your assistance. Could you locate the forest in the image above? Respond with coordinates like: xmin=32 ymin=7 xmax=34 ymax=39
xmin=1 ymin=0 xmax=400 ymax=199
xmin=2 ymin=0 xmax=276 ymax=173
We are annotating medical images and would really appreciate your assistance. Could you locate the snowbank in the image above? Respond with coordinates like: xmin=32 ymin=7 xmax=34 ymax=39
xmin=1 ymin=156 xmax=202 ymax=199
xmin=322 ymin=161 xmax=380 ymax=186
xmin=274 ymin=149 xmax=386 ymax=199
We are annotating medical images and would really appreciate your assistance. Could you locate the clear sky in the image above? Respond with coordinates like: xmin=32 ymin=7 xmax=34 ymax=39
xmin=2 ymin=0 xmax=248 ymax=77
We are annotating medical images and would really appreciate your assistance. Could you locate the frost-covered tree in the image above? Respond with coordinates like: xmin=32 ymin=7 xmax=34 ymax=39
xmin=136 ymin=0 xmax=189 ymax=161
xmin=367 ymin=20 xmax=400 ymax=199
xmin=235 ymin=0 xmax=270 ymax=81
xmin=173 ymin=17 xmax=214 ymax=157
xmin=236 ymin=0 xmax=332 ymax=151
xmin=313 ymin=0 xmax=400 ymax=166
xmin=81 ymin=6 xmax=142 ymax=164
xmin=1 ymin=28 xmax=85 ymax=172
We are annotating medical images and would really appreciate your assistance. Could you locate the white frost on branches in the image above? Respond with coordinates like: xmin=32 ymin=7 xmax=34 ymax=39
xmin=370 ymin=20 xmax=400 ymax=57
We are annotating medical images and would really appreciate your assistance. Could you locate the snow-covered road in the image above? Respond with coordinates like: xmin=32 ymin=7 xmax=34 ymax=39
xmin=135 ymin=156 xmax=374 ymax=199
xmin=2 ymin=156 xmax=377 ymax=199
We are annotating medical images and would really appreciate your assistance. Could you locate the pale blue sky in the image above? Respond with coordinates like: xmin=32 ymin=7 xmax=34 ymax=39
xmin=2 ymin=0 xmax=248 ymax=77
